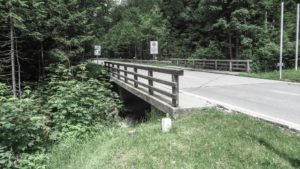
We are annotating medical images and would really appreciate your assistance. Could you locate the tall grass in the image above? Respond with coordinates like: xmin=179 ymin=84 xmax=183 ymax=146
xmin=48 ymin=108 xmax=300 ymax=169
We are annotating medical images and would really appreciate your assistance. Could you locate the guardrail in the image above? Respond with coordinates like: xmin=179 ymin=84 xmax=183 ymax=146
xmin=170 ymin=58 xmax=252 ymax=72
xmin=104 ymin=61 xmax=184 ymax=107
xmin=111 ymin=59 xmax=172 ymax=65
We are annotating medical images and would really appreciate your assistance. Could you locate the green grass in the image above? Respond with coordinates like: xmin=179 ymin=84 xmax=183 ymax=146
xmin=48 ymin=108 xmax=300 ymax=169
xmin=242 ymin=69 xmax=300 ymax=83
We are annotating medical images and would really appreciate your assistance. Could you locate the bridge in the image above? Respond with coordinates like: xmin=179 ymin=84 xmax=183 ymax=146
xmin=95 ymin=59 xmax=300 ymax=132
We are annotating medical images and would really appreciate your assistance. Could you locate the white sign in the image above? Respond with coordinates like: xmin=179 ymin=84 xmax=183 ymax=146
xmin=277 ymin=62 xmax=285 ymax=67
xmin=94 ymin=45 xmax=101 ymax=56
xmin=150 ymin=41 xmax=158 ymax=55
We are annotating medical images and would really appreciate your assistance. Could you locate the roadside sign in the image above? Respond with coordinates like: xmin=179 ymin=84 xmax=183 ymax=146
xmin=150 ymin=41 xmax=158 ymax=55
xmin=277 ymin=62 xmax=285 ymax=67
xmin=94 ymin=45 xmax=101 ymax=56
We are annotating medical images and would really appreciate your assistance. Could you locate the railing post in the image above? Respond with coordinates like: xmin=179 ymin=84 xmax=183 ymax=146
xmin=246 ymin=60 xmax=251 ymax=73
xmin=229 ymin=61 xmax=233 ymax=71
xmin=202 ymin=60 xmax=206 ymax=68
xmin=192 ymin=60 xmax=195 ymax=68
xmin=111 ymin=63 xmax=115 ymax=77
xmin=148 ymin=70 xmax=153 ymax=95
xmin=134 ymin=67 xmax=138 ymax=87
xmin=124 ymin=66 xmax=128 ymax=83
xmin=172 ymin=74 xmax=179 ymax=107
xmin=215 ymin=61 xmax=218 ymax=70
xmin=117 ymin=64 xmax=120 ymax=79
xmin=107 ymin=63 xmax=110 ymax=75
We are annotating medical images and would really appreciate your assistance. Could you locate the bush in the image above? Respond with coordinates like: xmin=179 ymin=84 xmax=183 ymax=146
xmin=0 ymin=63 xmax=122 ymax=168
xmin=0 ymin=83 xmax=10 ymax=102
xmin=42 ymin=64 xmax=121 ymax=141
xmin=43 ymin=78 xmax=121 ymax=141
xmin=0 ymin=146 xmax=15 ymax=169
xmin=14 ymin=153 xmax=49 ymax=169
xmin=85 ymin=63 xmax=108 ymax=81
xmin=192 ymin=41 xmax=224 ymax=59
xmin=0 ymin=97 xmax=47 ymax=154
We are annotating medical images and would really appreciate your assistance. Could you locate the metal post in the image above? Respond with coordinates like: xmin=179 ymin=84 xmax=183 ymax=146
xmin=148 ymin=70 xmax=153 ymax=95
xmin=172 ymin=75 xmax=179 ymax=107
xmin=246 ymin=60 xmax=251 ymax=73
xmin=296 ymin=3 xmax=300 ymax=71
xmin=134 ymin=67 xmax=138 ymax=88
xmin=124 ymin=66 xmax=128 ymax=83
xmin=117 ymin=65 xmax=120 ymax=79
xmin=280 ymin=1 xmax=284 ymax=79
xmin=215 ymin=61 xmax=218 ymax=70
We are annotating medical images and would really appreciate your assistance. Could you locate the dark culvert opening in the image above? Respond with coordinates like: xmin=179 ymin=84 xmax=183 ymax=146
xmin=112 ymin=84 xmax=151 ymax=123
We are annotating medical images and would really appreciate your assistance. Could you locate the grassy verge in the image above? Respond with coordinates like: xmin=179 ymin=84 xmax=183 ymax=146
xmin=48 ymin=108 xmax=300 ymax=169
xmin=242 ymin=69 xmax=300 ymax=83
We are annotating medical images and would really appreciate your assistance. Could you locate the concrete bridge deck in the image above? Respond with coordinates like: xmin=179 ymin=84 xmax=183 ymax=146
xmin=95 ymin=60 xmax=300 ymax=131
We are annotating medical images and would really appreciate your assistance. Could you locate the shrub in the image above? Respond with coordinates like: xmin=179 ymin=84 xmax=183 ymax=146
xmin=85 ymin=63 xmax=108 ymax=80
xmin=0 ymin=97 xmax=47 ymax=154
xmin=14 ymin=153 xmax=49 ymax=169
xmin=0 ymin=146 xmax=15 ymax=169
xmin=0 ymin=63 xmax=121 ymax=168
xmin=43 ymin=78 xmax=120 ymax=139
xmin=0 ymin=83 xmax=10 ymax=102
xmin=42 ymin=64 xmax=121 ymax=141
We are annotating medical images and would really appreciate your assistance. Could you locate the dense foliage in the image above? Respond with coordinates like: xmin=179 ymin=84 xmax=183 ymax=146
xmin=1 ymin=0 xmax=299 ymax=89
xmin=0 ymin=0 xmax=113 ymax=83
xmin=1 ymin=0 xmax=300 ymax=168
xmin=0 ymin=64 xmax=121 ymax=169
xmin=102 ymin=0 xmax=299 ymax=71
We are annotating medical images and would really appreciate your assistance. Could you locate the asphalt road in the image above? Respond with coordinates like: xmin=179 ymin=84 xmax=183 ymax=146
xmin=95 ymin=60 xmax=300 ymax=131
xmin=178 ymin=70 xmax=300 ymax=131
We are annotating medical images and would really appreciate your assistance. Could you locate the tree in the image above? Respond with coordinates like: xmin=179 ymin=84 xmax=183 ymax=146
xmin=0 ymin=0 xmax=28 ymax=97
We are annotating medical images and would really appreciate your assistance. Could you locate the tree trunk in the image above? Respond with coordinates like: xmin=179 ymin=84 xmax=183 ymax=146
xmin=135 ymin=43 xmax=137 ymax=59
xmin=16 ymin=41 xmax=21 ymax=97
xmin=10 ymin=9 xmax=17 ymax=98
xmin=265 ymin=11 xmax=268 ymax=31
xmin=229 ymin=33 xmax=233 ymax=59
xmin=235 ymin=33 xmax=240 ymax=59
xmin=41 ymin=42 xmax=45 ymax=78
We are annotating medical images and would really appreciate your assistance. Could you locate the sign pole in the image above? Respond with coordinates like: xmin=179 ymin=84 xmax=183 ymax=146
xmin=296 ymin=2 xmax=300 ymax=71
xmin=280 ymin=1 xmax=284 ymax=79
xmin=94 ymin=45 xmax=101 ymax=64
xmin=150 ymin=41 xmax=158 ymax=60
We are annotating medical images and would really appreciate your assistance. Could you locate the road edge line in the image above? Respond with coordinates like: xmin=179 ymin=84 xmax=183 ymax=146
xmin=180 ymin=90 xmax=300 ymax=132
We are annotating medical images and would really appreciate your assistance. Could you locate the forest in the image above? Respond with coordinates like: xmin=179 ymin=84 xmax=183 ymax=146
xmin=0 ymin=0 xmax=300 ymax=168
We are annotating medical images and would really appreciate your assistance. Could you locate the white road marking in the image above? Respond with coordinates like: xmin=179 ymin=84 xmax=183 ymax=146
xmin=180 ymin=90 xmax=300 ymax=131
xmin=271 ymin=90 xmax=300 ymax=96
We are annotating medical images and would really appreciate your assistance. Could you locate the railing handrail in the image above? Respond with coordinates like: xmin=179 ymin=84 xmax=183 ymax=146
xmin=170 ymin=58 xmax=252 ymax=72
xmin=104 ymin=61 xmax=183 ymax=107
xmin=105 ymin=61 xmax=184 ymax=75
xmin=170 ymin=58 xmax=252 ymax=62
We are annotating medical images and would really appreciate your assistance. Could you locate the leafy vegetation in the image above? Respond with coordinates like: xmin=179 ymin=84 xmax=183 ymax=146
xmin=1 ymin=0 xmax=300 ymax=168
xmin=3 ymin=0 xmax=299 ymax=92
xmin=0 ymin=63 xmax=121 ymax=169
xmin=242 ymin=69 xmax=300 ymax=82
xmin=48 ymin=108 xmax=300 ymax=169
xmin=101 ymin=0 xmax=299 ymax=72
